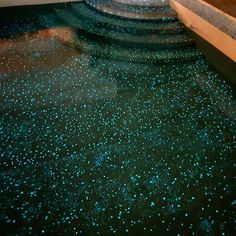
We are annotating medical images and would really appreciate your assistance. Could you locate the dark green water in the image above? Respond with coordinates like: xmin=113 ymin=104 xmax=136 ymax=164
xmin=0 ymin=2 xmax=236 ymax=236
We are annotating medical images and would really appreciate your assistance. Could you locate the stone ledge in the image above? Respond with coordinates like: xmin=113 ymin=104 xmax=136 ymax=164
xmin=113 ymin=0 xmax=169 ymax=7
xmin=170 ymin=0 xmax=236 ymax=62
xmin=172 ymin=0 xmax=236 ymax=40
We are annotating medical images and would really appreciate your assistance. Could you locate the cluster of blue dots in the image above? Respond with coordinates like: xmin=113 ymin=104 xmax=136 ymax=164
xmin=0 ymin=1 xmax=236 ymax=236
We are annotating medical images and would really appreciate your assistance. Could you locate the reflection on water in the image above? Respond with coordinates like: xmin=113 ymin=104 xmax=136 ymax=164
xmin=0 ymin=2 xmax=236 ymax=236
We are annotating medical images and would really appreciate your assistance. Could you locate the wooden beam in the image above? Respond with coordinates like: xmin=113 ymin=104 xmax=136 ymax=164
xmin=170 ymin=0 xmax=236 ymax=62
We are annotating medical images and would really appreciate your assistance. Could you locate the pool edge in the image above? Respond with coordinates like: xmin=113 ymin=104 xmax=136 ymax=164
xmin=170 ymin=0 xmax=236 ymax=63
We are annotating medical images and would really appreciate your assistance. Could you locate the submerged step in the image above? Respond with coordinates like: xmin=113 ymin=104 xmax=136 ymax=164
xmin=70 ymin=32 xmax=203 ymax=64
xmin=72 ymin=3 xmax=184 ymax=34
xmin=55 ymin=7 xmax=193 ymax=49
xmin=113 ymin=0 xmax=170 ymax=7
xmin=85 ymin=0 xmax=177 ymax=20
xmin=53 ymin=2 xmax=201 ymax=62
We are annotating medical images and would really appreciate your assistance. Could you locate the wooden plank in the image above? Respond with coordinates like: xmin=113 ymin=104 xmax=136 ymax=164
xmin=170 ymin=0 xmax=236 ymax=62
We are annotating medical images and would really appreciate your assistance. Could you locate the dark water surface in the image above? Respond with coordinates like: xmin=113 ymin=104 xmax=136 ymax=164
xmin=0 ymin=2 xmax=236 ymax=236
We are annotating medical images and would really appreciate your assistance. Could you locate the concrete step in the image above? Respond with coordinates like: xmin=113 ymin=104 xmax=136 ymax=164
xmin=85 ymin=0 xmax=176 ymax=20
xmin=71 ymin=33 xmax=203 ymax=63
xmin=72 ymin=3 xmax=184 ymax=35
xmin=113 ymin=0 xmax=170 ymax=7
xmin=55 ymin=7 xmax=193 ymax=48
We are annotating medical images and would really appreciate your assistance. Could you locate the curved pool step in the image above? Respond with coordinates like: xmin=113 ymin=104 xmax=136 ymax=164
xmin=85 ymin=0 xmax=176 ymax=21
xmin=113 ymin=0 xmax=170 ymax=7
xmin=71 ymin=33 xmax=203 ymax=64
xmin=55 ymin=8 xmax=193 ymax=49
xmin=53 ymin=2 xmax=203 ymax=64
xmin=71 ymin=3 xmax=184 ymax=35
